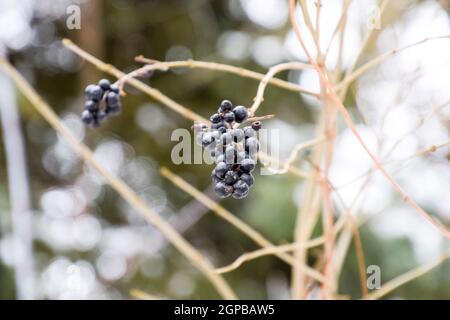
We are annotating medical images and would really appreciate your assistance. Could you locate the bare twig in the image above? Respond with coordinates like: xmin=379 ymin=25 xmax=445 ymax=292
xmin=133 ymin=56 xmax=319 ymax=97
xmin=0 ymin=71 xmax=35 ymax=299
xmin=0 ymin=58 xmax=237 ymax=300
xmin=364 ymin=254 xmax=449 ymax=300
xmin=160 ymin=167 xmax=324 ymax=283
xmin=289 ymin=0 xmax=450 ymax=239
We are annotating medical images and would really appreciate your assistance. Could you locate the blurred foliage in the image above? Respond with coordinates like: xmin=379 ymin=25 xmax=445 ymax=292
xmin=0 ymin=0 xmax=449 ymax=299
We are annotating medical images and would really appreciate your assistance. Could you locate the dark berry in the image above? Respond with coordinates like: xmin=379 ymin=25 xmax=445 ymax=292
xmin=243 ymin=126 xmax=256 ymax=138
xmin=110 ymin=84 xmax=119 ymax=93
xmin=233 ymin=180 xmax=249 ymax=194
xmin=240 ymin=158 xmax=255 ymax=173
xmin=219 ymin=100 xmax=233 ymax=113
xmin=215 ymin=181 xmax=234 ymax=198
xmin=85 ymin=100 xmax=97 ymax=112
xmin=211 ymin=170 xmax=222 ymax=183
xmin=223 ymin=112 xmax=235 ymax=123
xmin=81 ymin=110 xmax=93 ymax=124
xmin=225 ymin=146 xmax=237 ymax=164
xmin=84 ymin=84 xmax=96 ymax=98
xmin=106 ymin=91 xmax=119 ymax=105
xmin=90 ymin=85 xmax=103 ymax=101
xmin=224 ymin=170 xmax=239 ymax=185
xmin=97 ymin=110 xmax=108 ymax=121
xmin=98 ymin=79 xmax=111 ymax=90
xmin=211 ymin=121 xmax=226 ymax=130
xmin=217 ymin=126 xmax=227 ymax=135
xmin=221 ymin=132 xmax=233 ymax=145
xmin=230 ymin=128 xmax=244 ymax=142
xmin=201 ymin=133 xmax=215 ymax=147
xmin=215 ymin=162 xmax=229 ymax=178
xmin=245 ymin=137 xmax=259 ymax=153
xmin=251 ymin=121 xmax=262 ymax=131
xmin=233 ymin=105 xmax=248 ymax=123
xmin=236 ymin=151 xmax=246 ymax=164
xmin=210 ymin=113 xmax=223 ymax=123
xmin=240 ymin=173 xmax=254 ymax=187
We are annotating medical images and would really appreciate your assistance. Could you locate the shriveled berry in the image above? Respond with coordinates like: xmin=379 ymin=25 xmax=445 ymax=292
xmin=219 ymin=100 xmax=233 ymax=112
xmin=215 ymin=162 xmax=229 ymax=178
xmin=243 ymin=126 xmax=256 ymax=138
xmin=223 ymin=112 xmax=235 ymax=123
xmin=211 ymin=170 xmax=222 ymax=183
xmin=230 ymin=128 xmax=244 ymax=142
xmin=210 ymin=113 xmax=223 ymax=123
xmin=217 ymin=126 xmax=227 ymax=135
xmin=225 ymin=146 xmax=237 ymax=164
xmin=224 ymin=170 xmax=239 ymax=185
xmin=201 ymin=132 xmax=215 ymax=147
xmin=221 ymin=132 xmax=233 ymax=145
xmin=98 ymin=79 xmax=111 ymax=90
xmin=245 ymin=137 xmax=259 ymax=153
xmin=89 ymin=85 xmax=103 ymax=101
xmin=240 ymin=173 xmax=254 ymax=187
xmin=240 ymin=158 xmax=256 ymax=173
xmin=233 ymin=179 xmax=249 ymax=194
xmin=85 ymin=100 xmax=97 ymax=111
xmin=211 ymin=121 xmax=226 ymax=130
xmin=236 ymin=151 xmax=246 ymax=164
xmin=215 ymin=181 xmax=233 ymax=198
xmin=251 ymin=121 xmax=262 ymax=131
xmin=81 ymin=110 xmax=93 ymax=124
xmin=233 ymin=105 xmax=248 ymax=123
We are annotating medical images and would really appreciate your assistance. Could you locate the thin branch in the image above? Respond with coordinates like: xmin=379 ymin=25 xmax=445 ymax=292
xmin=133 ymin=56 xmax=319 ymax=96
xmin=63 ymin=39 xmax=208 ymax=123
xmin=130 ymin=289 xmax=167 ymax=300
xmin=289 ymin=0 xmax=450 ymax=239
xmin=63 ymin=39 xmax=309 ymax=182
xmin=215 ymin=237 xmax=325 ymax=275
xmin=160 ymin=167 xmax=324 ymax=283
xmin=248 ymin=62 xmax=314 ymax=116
xmin=0 ymin=58 xmax=237 ymax=300
xmin=265 ymin=136 xmax=325 ymax=175
xmin=364 ymin=254 xmax=449 ymax=300
xmin=336 ymin=35 xmax=450 ymax=91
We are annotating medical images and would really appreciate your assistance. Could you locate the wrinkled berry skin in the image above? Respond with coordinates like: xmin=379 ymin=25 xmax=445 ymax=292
xmin=224 ymin=170 xmax=239 ymax=185
xmin=251 ymin=121 xmax=262 ymax=131
xmin=215 ymin=181 xmax=234 ymax=198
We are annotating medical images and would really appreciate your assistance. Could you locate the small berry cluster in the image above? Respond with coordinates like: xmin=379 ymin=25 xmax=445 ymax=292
xmin=82 ymin=79 xmax=122 ymax=127
xmin=194 ymin=100 xmax=261 ymax=199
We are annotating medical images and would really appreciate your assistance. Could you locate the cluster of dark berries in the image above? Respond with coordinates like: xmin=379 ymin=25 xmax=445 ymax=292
xmin=82 ymin=79 xmax=122 ymax=127
xmin=194 ymin=100 xmax=261 ymax=199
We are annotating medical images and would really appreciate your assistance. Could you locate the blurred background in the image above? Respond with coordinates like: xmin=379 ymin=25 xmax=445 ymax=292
xmin=0 ymin=0 xmax=449 ymax=299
